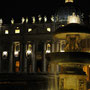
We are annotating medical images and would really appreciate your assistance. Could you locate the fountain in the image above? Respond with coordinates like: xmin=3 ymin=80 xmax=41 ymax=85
xmin=46 ymin=23 xmax=90 ymax=90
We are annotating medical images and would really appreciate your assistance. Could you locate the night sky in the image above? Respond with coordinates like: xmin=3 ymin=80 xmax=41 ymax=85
xmin=0 ymin=0 xmax=90 ymax=23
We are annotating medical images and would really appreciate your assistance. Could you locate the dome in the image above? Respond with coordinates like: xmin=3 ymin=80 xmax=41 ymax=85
xmin=54 ymin=2 xmax=83 ymax=25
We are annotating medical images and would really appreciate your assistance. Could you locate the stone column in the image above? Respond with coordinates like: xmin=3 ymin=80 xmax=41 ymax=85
xmin=24 ymin=44 xmax=27 ymax=73
xmin=51 ymin=42 xmax=54 ymax=53
xmin=20 ymin=42 xmax=26 ymax=72
xmin=43 ymin=42 xmax=47 ymax=72
xmin=56 ymin=41 xmax=60 ymax=52
xmin=20 ymin=42 xmax=24 ymax=72
xmin=32 ymin=42 xmax=35 ymax=72
xmin=20 ymin=43 xmax=22 ymax=72
xmin=49 ymin=63 xmax=59 ymax=90
xmin=9 ymin=43 xmax=13 ymax=73
xmin=54 ymin=63 xmax=59 ymax=90
xmin=0 ymin=52 xmax=1 ymax=73
xmin=60 ymin=40 xmax=62 ymax=52
xmin=50 ymin=63 xmax=55 ymax=73
xmin=56 ymin=64 xmax=60 ymax=73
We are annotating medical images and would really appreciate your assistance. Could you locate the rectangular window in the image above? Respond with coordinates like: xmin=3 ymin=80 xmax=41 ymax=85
xmin=15 ymin=29 xmax=20 ymax=34
xmin=16 ymin=61 xmax=20 ymax=67
xmin=15 ymin=61 xmax=20 ymax=72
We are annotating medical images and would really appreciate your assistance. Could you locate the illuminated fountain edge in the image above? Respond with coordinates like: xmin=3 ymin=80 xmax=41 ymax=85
xmin=46 ymin=23 xmax=90 ymax=90
xmin=48 ymin=23 xmax=90 ymax=65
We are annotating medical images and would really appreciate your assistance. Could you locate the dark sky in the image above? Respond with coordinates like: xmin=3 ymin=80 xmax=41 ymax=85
xmin=0 ymin=0 xmax=90 ymax=23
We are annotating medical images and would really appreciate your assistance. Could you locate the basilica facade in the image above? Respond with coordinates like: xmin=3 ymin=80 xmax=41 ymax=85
xmin=0 ymin=21 xmax=56 ymax=73
xmin=0 ymin=0 xmax=90 ymax=84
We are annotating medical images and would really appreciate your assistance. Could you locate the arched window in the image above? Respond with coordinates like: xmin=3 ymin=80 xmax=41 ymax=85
xmin=46 ymin=43 xmax=51 ymax=53
xmin=26 ymin=43 xmax=32 ymax=56
xmin=14 ymin=42 xmax=20 ymax=57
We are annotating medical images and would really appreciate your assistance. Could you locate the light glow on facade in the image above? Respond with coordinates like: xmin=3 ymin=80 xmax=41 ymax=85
xmin=47 ymin=28 xmax=51 ymax=32
xmin=46 ymin=43 xmax=51 ymax=53
xmin=44 ymin=16 xmax=47 ymax=22
xmin=11 ymin=18 xmax=14 ymax=24
xmin=14 ymin=51 xmax=19 ymax=57
xmin=2 ymin=51 xmax=8 ymax=57
xmin=5 ymin=30 xmax=9 ymax=34
xmin=32 ymin=16 xmax=35 ymax=23
xmin=26 ymin=44 xmax=32 ymax=56
xmin=0 ymin=18 xmax=3 ymax=26
xmin=65 ymin=0 xmax=73 ymax=3
xmin=26 ymin=17 xmax=28 ymax=23
xmin=38 ymin=15 xmax=42 ymax=22
xmin=51 ymin=15 xmax=54 ymax=22
xmin=22 ymin=17 xmax=25 ymax=24
xmin=61 ymin=25 xmax=65 ymax=27
xmin=28 ymin=28 xmax=32 ymax=32
xmin=27 ymin=50 xmax=32 ymax=55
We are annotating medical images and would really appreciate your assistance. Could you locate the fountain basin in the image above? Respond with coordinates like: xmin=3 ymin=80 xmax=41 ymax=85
xmin=46 ymin=52 xmax=90 ymax=65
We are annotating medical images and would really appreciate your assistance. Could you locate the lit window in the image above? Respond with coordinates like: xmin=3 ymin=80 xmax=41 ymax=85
xmin=16 ymin=61 xmax=20 ymax=72
xmin=15 ymin=27 xmax=20 ymax=34
xmin=47 ymin=28 xmax=51 ymax=32
xmin=46 ymin=43 xmax=51 ymax=53
xmin=28 ymin=28 xmax=32 ymax=32
xmin=5 ymin=30 xmax=9 ymax=34
xmin=16 ymin=61 xmax=20 ymax=67
xmin=2 ymin=51 xmax=8 ymax=57
xmin=15 ymin=29 xmax=20 ymax=34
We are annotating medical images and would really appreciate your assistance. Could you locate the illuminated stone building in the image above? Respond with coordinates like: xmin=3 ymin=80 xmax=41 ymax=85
xmin=0 ymin=0 xmax=90 ymax=89
xmin=0 ymin=21 xmax=56 ymax=73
